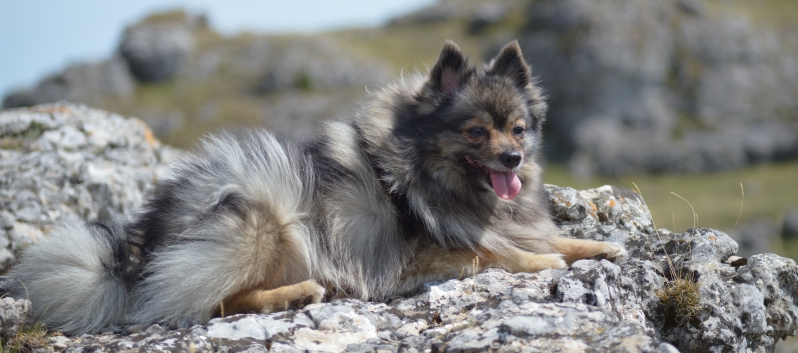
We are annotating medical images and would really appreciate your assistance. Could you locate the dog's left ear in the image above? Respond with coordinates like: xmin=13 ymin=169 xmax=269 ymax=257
xmin=487 ymin=40 xmax=531 ymax=89
xmin=428 ymin=40 xmax=470 ymax=95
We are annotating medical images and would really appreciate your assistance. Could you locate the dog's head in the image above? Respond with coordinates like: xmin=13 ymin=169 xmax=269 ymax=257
xmin=395 ymin=40 xmax=547 ymax=201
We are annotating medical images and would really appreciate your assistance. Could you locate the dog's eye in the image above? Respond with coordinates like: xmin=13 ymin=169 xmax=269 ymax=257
xmin=512 ymin=126 xmax=525 ymax=136
xmin=469 ymin=127 xmax=486 ymax=137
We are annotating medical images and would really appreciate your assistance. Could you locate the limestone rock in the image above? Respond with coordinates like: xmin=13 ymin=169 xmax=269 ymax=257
xmin=0 ymin=297 xmax=33 ymax=336
xmin=2 ymin=58 xmax=135 ymax=110
xmin=1 ymin=105 xmax=797 ymax=352
xmin=517 ymin=0 xmax=798 ymax=175
xmin=783 ymin=208 xmax=798 ymax=240
xmin=119 ymin=11 xmax=202 ymax=82
xmin=0 ymin=103 xmax=180 ymax=268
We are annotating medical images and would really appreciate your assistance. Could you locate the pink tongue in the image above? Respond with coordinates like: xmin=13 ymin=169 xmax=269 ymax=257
xmin=489 ymin=170 xmax=522 ymax=200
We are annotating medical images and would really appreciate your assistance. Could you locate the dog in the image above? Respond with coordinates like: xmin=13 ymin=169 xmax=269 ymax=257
xmin=4 ymin=40 xmax=626 ymax=334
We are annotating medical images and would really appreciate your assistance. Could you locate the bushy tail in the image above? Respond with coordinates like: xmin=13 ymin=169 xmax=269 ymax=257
xmin=4 ymin=221 xmax=131 ymax=334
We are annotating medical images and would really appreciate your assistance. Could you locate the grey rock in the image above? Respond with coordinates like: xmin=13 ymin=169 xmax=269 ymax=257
xmin=0 ymin=103 xmax=181 ymax=269
xmin=728 ymin=219 xmax=778 ymax=257
xmin=2 ymin=106 xmax=797 ymax=352
xmin=2 ymin=57 xmax=135 ymax=109
xmin=252 ymin=38 xmax=389 ymax=94
xmin=783 ymin=208 xmax=798 ymax=239
xmin=206 ymin=314 xmax=306 ymax=341
xmin=119 ymin=12 xmax=198 ymax=82
xmin=518 ymin=0 xmax=798 ymax=175
xmin=467 ymin=3 xmax=508 ymax=34
xmin=0 ymin=297 xmax=33 ymax=336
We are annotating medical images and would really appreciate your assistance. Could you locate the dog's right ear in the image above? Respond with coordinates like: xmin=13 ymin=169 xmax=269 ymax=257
xmin=428 ymin=40 xmax=470 ymax=95
xmin=486 ymin=40 xmax=531 ymax=90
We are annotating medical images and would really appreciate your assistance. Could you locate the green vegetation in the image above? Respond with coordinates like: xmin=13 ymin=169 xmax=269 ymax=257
xmin=0 ymin=322 xmax=49 ymax=353
xmin=706 ymin=0 xmax=798 ymax=28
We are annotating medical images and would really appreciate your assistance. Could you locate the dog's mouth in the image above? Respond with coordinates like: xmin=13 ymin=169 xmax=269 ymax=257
xmin=464 ymin=156 xmax=522 ymax=200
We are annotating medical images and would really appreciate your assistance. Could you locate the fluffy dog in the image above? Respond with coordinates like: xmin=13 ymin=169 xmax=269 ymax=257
xmin=5 ymin=40 xmax=626 ymax=334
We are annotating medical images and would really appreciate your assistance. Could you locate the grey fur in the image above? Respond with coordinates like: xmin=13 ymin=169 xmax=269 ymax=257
xmin=5 ymin=40 xmax=578 ymax=334
xmin=128 ymin=131 xmax=317 ymax=327
xmin=4 ymin=222 xmax=129 ymax=334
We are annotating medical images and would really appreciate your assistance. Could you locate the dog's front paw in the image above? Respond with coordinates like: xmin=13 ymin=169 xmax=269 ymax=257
xmin=288 ymin=280 xmax=326 ymax=307
xmin=261 ymin=280 xmax=326 ymax=313
xmin=591 ymin=242 xmax=628 ymax=263
xmin=521 ymin=253 xmax=567 ymax=272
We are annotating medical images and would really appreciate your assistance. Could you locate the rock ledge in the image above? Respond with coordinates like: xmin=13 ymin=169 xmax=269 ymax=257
xmin=1 ymin=104 xmax=796 ymax=352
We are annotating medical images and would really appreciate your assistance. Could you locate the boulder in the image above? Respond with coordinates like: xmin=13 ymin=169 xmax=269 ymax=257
xmin=0 ymin=103 xmax=180 ymax=268
xmin=251 ymin=38 xmax=389 ymax=94
xmin=119 ymin=11 xmax=201 ymax=82
xmin=1 ymin=57 xmax=135 ymax=109
xmin=0 ymin=297 xmax=33 ymax=337
xmin=1 ymin=104 xmax=797 ymax=352
xmin=784 ymin=208 xmax=798 ymax=240
xmin=728 ymin=219 xmax=779 ymax=257
xmin=516 ymin=0 xmax=798 ymax=176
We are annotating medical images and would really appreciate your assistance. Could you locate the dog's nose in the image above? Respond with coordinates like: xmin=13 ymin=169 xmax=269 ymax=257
xmin=500 ymin=151 xmax=522 ymax=168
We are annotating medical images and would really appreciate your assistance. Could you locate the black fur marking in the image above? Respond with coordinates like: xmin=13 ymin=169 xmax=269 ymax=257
xmin=488 ymin=41 xmax=531 ymax=90
xmin=213 ymin=192 xmax=247 ymax=218
xmin=352 ymin=124 xmax=424 ymax=238
xmin=87 ymin=221 xmax=137 ymax=290
xmin=429 ymin=40 xmax=473 ymax=95
xmin=125 ymin=178 xmax=186 ymax=279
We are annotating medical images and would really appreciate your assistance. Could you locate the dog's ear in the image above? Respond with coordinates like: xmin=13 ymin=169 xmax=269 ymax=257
xmin=487 ymin=40 xmax=531 ymax=89
xmin=428 ymin=40 xmax=470 ymax=95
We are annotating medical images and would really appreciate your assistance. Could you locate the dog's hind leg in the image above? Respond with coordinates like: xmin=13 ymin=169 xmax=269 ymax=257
xmin=394 ymin=242 xmax=566 ymax=296
xmin=218 ymin=280 xmax=325 ymax=316
xmin=549 ymin=237 xmax=628 ymax=264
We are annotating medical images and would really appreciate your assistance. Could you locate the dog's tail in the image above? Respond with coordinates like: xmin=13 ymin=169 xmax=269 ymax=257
xmin=4 ymin=220 xmax=132 ymax=334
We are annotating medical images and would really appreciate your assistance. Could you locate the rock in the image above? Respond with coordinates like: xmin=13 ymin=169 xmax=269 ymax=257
xmin=728 ymin=219 xmax=779 ymax=257
xmin=252 ymin=38 xmax=389 ymax=94
xmin=0 ymin=297 xmax=33 ymax=336
xmin=2 ymin=105 xmax=798 ymax=352
xmin=1 ymin=91 xmax=38 ymax=110
xmin=467 ymin=3 xmax=508 ymax=34
xmin=1 ymin=57 xmax=135 ymax=109
xmin=0 ymin=103 xmax=181 ymax=269
xmin=119 ymin=11 xmax=200 ymax=82
xmin=517 ymin=0 xmax=798 ymax=175
xmin=783 ymin=208 xmax=798 ymax=239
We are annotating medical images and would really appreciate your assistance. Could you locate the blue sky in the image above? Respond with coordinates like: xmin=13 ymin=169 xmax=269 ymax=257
xmin=0 ymin=0 xmax=434 ymax=97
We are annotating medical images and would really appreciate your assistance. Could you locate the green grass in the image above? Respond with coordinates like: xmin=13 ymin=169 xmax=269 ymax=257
xmin=0 ymin=322 xmax=49 ymax=353
xmin=706 ymin=0 xmax=798 ymax=28
xmin=545 ymin=161 xmax=798 ymax=258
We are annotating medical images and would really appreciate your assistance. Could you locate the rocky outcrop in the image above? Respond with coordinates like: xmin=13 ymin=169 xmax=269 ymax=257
xmin=1 ymin=104 xmax=797 ymax=352
xmin=1 ymin=10 xmax=392 ymax=147
xmin=0 ymin=103 xmax=180 ymax=267
xmin=1 ymin=58 xmax=135 ymax=109
xmin=0 ymin=297 xmax=32 ymax=337
xmin=516 ymin=0 xmax=798 ymax=175
xmin=784 ymin=208 xmax=798 ymax=240
xmin=119 ymin=11 xmax=205 ymax=82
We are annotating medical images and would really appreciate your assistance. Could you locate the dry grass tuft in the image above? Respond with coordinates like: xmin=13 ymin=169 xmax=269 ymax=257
xmin=657 ymin=277 xmax=702 ymax=327
xmin=1 ymin=321 xmax=49 ymax=353
xmin=633 ymin=183 xmax=704 ymax=328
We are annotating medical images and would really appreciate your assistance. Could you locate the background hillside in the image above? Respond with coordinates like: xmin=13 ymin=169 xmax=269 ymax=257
xmin=2 ymin=0 xmax=798 ymax=259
